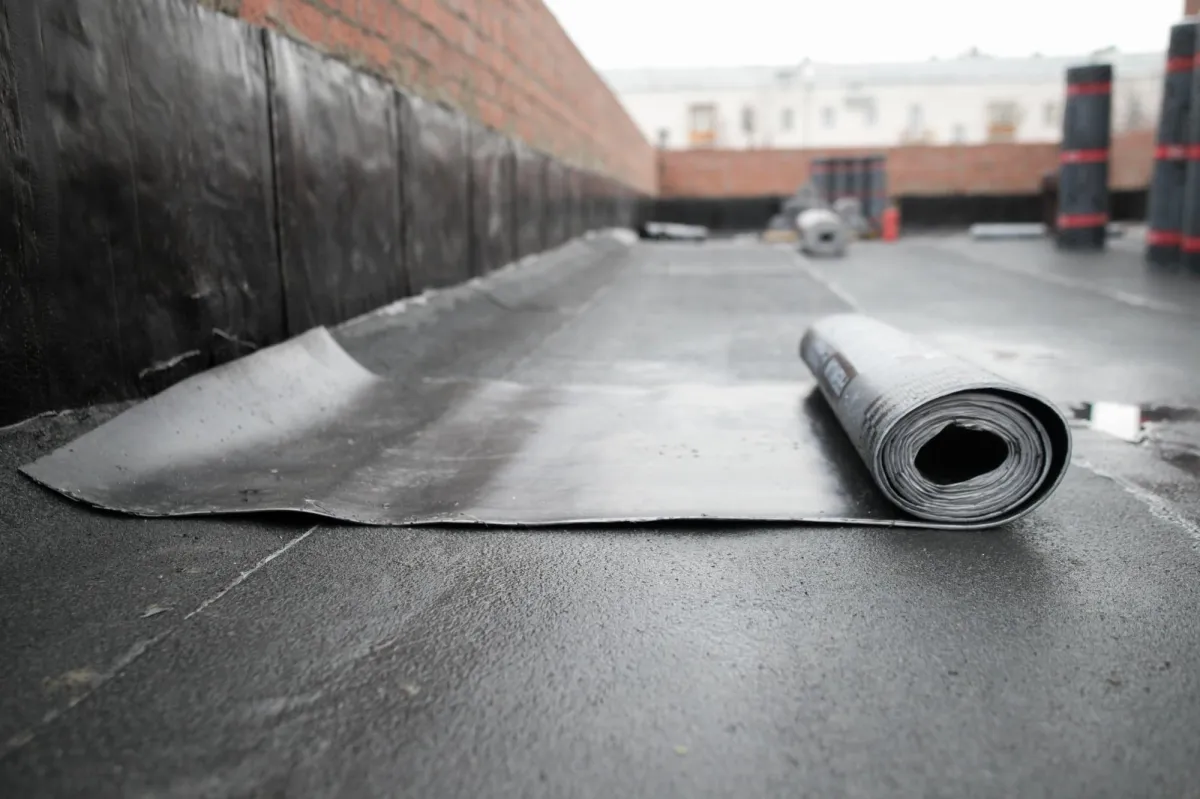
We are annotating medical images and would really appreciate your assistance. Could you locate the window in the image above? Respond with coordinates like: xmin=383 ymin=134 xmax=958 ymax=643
xmin=845 ymin=94 xmax=877 ymax=126
xmin=1043 ymin=101 xmax=1057 ymax=127
xmin=952 ymin=124 xmax=966 ymax=143
xmin=687 ymin=103 xmax=717 ymax=146
xmin=781 ymin=108 xmax=794 ymax=131
xmin=689 ymin=104 xmax=715 ymax=133
xmin=985 ymin=101 xmax=1021 ymax=142
xmin=822 ymin=106 xmax=836 ymax=128
xmin=657 ymin=128 xmax=669 ymax=148
xmin=741 ymin=106 xmax=756 ymax=134
xmin=899 ymin=104 xmax=926 ymax=143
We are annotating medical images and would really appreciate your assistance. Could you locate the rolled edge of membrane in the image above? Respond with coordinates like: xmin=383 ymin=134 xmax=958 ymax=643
xmin=875 ymin=387 xmax=1072 ymax=526
xmin=799 ymin=315 xmax=1072 ymax=528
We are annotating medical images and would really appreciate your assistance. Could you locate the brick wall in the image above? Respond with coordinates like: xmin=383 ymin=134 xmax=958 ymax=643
xmin=658 ymin=132 xmax=1156 ymax=198
xmin=202 ymin=0 xmax=657 ymax=194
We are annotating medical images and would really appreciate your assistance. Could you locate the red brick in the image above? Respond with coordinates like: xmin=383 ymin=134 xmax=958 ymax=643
xmin=415 ymin=0 xmax=461 ymax=39
xmin=461 ymin=0 xmax=480 ymax=28
xmin=442 ymin=46 xmax=471 ymax=83
xmin=478 ymin=96 xmax=506 ymax=129
xmin=232 ymin=0 xmax=657 ymax=193
xmin=360 ymin=33 xmax=392 ymax=69
xmin=240 ymin=0 xmax=277 ymax=24
xmin=482 ymin=6 xmax=503 ymax=45
xmin=656 ymin=136 xmax=1153 ymax=198
xmin=357 ymin=0 xmax=389 ymax=34
xmin=421 ymin=31 xmax=447 ymax=70
xmin=482 ymin=41 xmax=510 ymax=77
xmin=325 ymin=12 xmax=368 ymax=54
xmin=280 ymin=0 xmax=328 ymax=44
xmin=324 ymin=0 xmax=353 ymax=18
xmin=392 ymin=50 xmax=424 ymax=83
xmin=405 ymin=54 xmax=432 ymax=89
xmin=496 ymin=78 xmax=520 ymax=113
xmin=470 ymin=65 xmax=497 ymax=100
xmin=460 ymin=25 xmax=477 ymax=56
xmin=385 ymin=7 xmax=421 ymax=46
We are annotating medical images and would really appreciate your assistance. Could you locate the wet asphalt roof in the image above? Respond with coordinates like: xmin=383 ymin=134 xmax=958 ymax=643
xmin=2 ymin=234 xmax=1200 ymax=797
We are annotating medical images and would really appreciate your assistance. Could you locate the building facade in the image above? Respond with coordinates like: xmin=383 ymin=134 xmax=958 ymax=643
xmin=604 ymin=51 xmax=1163 ymax=151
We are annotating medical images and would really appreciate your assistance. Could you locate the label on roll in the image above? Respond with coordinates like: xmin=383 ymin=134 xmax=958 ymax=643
xmin=800 ymin=330 xmax=835 ymax=375
xmin=801 ymin=331 xmax=858 ymax=400
xmin=821 ymin=353 xmax=858 ymax=400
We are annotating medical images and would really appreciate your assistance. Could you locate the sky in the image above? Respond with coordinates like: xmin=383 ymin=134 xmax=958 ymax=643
xmin=544 ymin=0 xmax=1185 ymax=70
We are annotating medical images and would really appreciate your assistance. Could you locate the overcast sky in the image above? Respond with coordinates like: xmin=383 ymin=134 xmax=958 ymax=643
xmin=544 ymin=0 xmax=1185 ymax=69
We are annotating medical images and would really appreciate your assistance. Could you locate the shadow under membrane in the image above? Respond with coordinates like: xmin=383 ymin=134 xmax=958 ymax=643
xmin=798 ymin=388 xmax=902 ymax=522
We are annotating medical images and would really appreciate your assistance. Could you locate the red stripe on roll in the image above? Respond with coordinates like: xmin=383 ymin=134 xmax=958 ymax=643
xmin=1058 ymin=212 xmax=1108 ymax=229
xmin=1168 ymin=55 xmax=1194 ymax=73
xmin=1067 ymin=81 xmax=1111 ymax=96
xmin=1156 ymin=144 xmax=1189 ymax=160
xmin=1147 ymin=229 xmax=1183 ymax=246
xmin=1189 ymin=145 xmax=1200 ymax=159
xmin=1060 ymin=149 xmax=1108 ymax=164
xmin=1182 ymin=236 xmax=1200 ymax=253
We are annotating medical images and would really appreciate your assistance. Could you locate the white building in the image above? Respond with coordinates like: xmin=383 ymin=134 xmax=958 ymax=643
xmin=603 ymin=51 xmax=1164 ymax=150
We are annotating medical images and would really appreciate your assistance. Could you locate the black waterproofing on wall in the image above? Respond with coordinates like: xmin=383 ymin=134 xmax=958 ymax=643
xmin=512 ymin=141 xmax=548 ymax=259
xmin=0 ymin=0 xmax=283 ymax=420
xmin=589 ymin=173 xmax=613 ymax=231
xmin=404 ymin=94 xmax=472 ymax=292
xmin=543 ymin=158 xmax=570 ymax=250
xmin=648 ymin=194 xmax=1053 ymax=232
xmin=580 ymin=171 xmax=599 ymax=231
xmin=468 ymin=121 xmax=517 ymax=277
xmin=647 ymin=196 xmax=786 ymax=231
xmin=898 ymin=194 xmax=1050 ymax=228
xmin=643 ymin=190 xmax=1148 ymax=233
xmin=0 ymin=0 xmax=638 ymax=425
xmin=268 ymin=33 xmax=405 ymax=331
xmin=566 ymin=167 xmax=585 ymax=240
xmin=900 ymin=192 xmax=1145 ymax=230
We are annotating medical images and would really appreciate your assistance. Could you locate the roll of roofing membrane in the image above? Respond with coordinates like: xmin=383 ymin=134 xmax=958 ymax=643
xmin=798 ymin=208 xmax=848 ymax=256
xmin=800 ymin=314 xmax=1071 ymax=527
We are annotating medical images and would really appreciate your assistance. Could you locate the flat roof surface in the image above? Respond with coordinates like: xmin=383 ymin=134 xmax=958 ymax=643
xmin=3 ymin=233 xmax=1200 ymax=796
